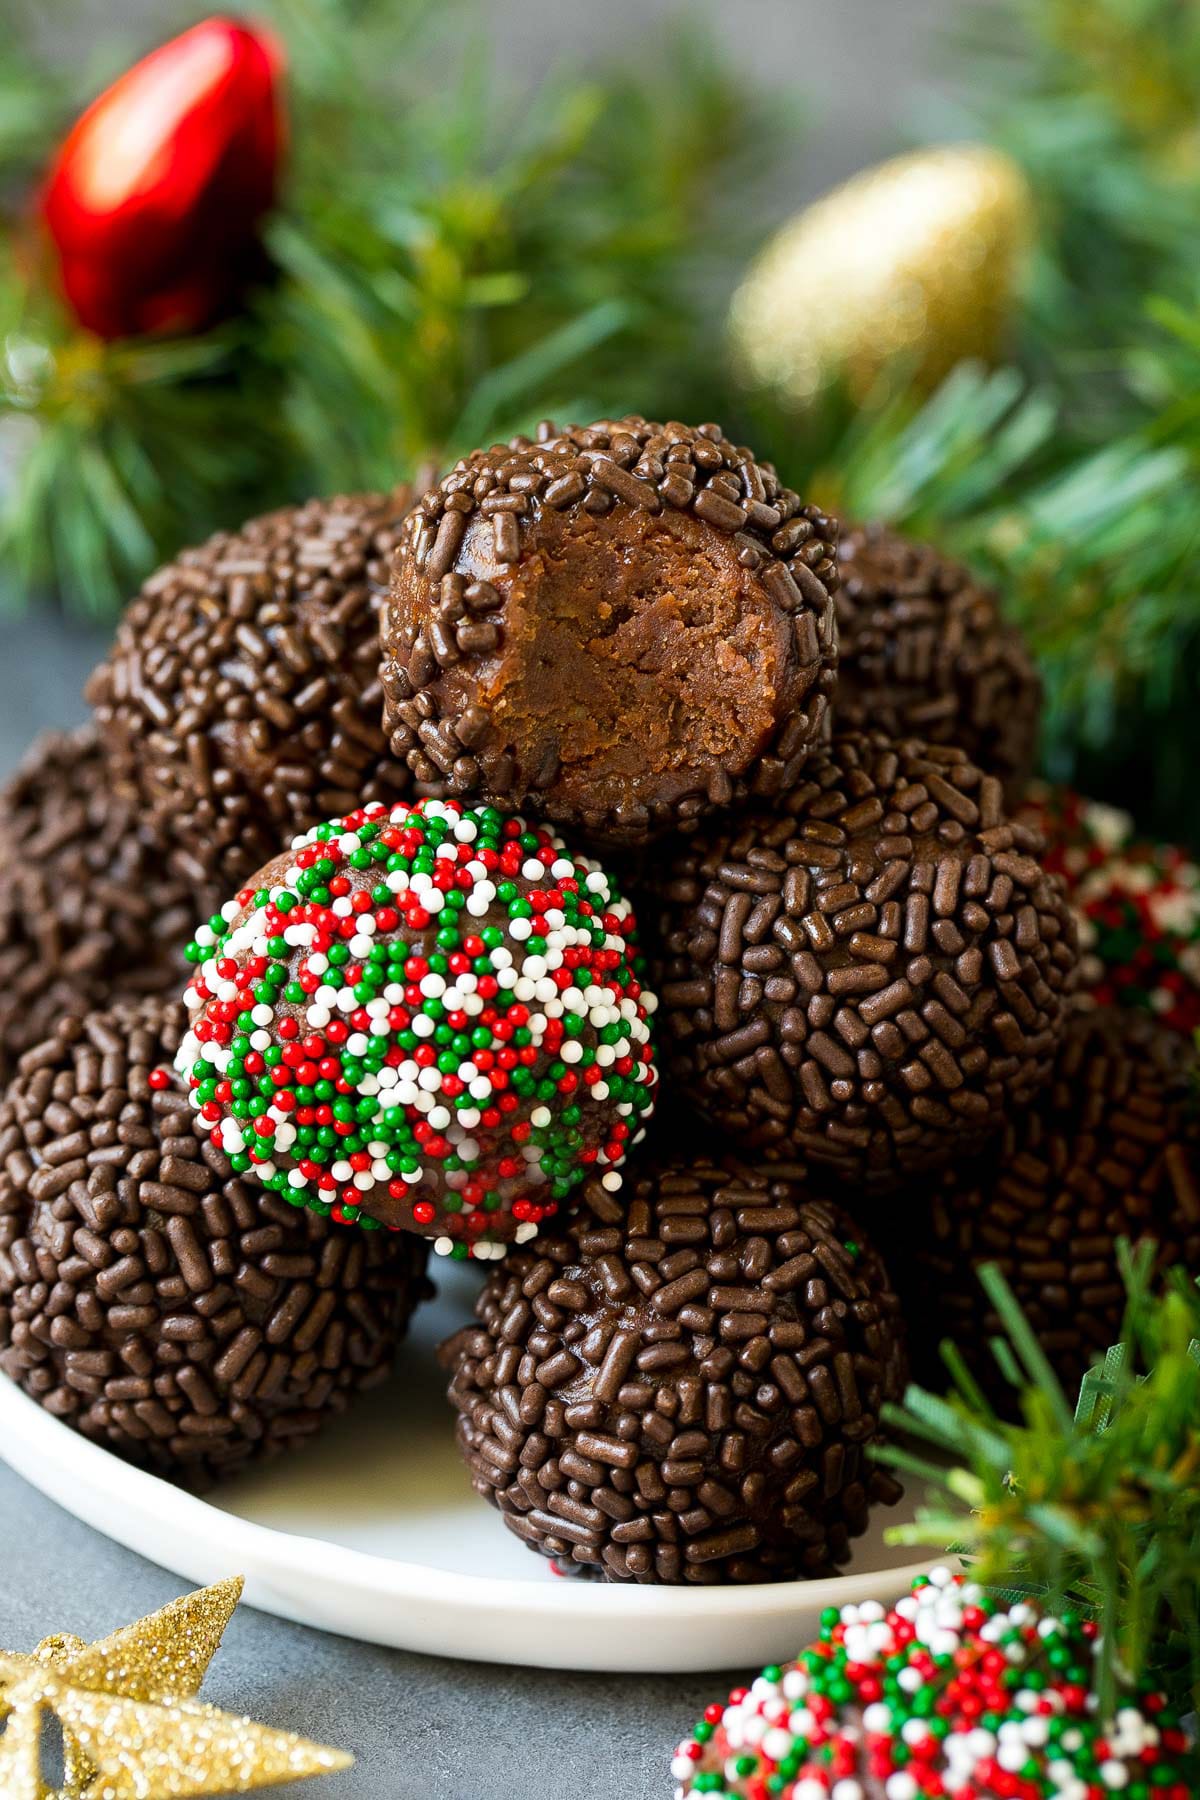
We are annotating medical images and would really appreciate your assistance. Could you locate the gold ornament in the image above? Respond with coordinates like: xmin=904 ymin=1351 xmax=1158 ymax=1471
xmin=0 ymin=1577 xmax=245 ymax=1793
xmin=0 ymin=1580 xmax=352 ymax=1800
xmin=729 ymin=144 xmax=1034 ymax=407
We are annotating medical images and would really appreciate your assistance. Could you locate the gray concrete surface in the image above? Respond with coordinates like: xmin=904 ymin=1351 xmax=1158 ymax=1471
xmin=0 ymin=1461 xmax=737 ymax=1799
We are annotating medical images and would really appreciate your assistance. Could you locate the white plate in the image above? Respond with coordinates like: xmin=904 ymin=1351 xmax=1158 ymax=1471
xmin=0 ymin=1264 xmax=929 ymax=1673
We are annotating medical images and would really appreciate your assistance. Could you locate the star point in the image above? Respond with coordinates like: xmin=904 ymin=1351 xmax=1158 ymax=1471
xmin=0 ymin=1579 xmax=350 ymax=1800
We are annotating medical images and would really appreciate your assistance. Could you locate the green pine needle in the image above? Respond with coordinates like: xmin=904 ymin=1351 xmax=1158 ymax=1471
xmin=6 ymin=0 xmax=1200 ymax=826
xmin=879 ymin=1247 xmax=1200 ymax=1716
xmin=0 ymin=0 xmax=784 ymax=611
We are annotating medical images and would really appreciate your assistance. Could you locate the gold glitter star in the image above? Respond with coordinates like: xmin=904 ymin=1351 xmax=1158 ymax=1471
xmin=0 ymin=1683 xmax=44 ymax=1800
xmin=0 ymin=1577 xmax=246 ymax=1792
xmin=0 ymin=1580 xmax=352 ymax=1799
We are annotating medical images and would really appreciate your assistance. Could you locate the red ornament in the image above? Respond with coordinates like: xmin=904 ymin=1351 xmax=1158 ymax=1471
xmin=40 ymin=16 xmax=284 ymax=340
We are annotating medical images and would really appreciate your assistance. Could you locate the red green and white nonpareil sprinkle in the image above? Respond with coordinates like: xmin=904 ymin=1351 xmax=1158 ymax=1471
xmin=672 ymin=1570 xmax=1193 ymax=1800
xmin=177 ymin=798 xmax=657 ymax=1259
xmin=1018 ymin=786 xmax=1200 ymax=1037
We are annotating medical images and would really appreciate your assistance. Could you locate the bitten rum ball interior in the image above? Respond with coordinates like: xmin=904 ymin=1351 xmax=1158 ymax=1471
xmin=382 ymin=419 xmax=839 ymax=844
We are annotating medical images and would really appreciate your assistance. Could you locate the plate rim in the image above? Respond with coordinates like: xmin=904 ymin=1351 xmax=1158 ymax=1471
xmin=0 ymin=1371 xmax=934 ymax=1662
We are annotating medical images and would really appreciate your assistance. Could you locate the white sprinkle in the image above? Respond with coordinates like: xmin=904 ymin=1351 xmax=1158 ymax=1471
xmin=885 ymin=1778 xmax=917 ymax=1800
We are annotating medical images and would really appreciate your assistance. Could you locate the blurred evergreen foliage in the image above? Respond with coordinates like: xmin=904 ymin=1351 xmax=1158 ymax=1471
xmin=0 ymin=0 xmax=781 ymax=612
xmin=741 ymin=0 xmax=1200 ymax=839
xmin=3 ymin=0 xmax=1200 ymax=836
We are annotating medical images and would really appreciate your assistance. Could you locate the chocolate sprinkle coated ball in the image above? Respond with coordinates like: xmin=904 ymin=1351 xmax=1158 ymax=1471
xmin=381 ymin=417 xmax=839 ymax=845
xmin=85 ymin=488 xmax=420 ymax=894
xmin=654 ymin=734 xmax=1077 ymax=1187
xmin=178 ymin=797 xmax=658 ymax=1259
xmin=0 ymin=727 xmax=209 ymax=1084
xmin=672 ymin=1568 xmax=1197 ymax=1798
xmin=0 ymin=1000 xmax=428 ymax=1482
xmin=836 ymin=522 xmax=1041 ymax=792
xmin=443 ymin=1155 xmax=906 ymax=1584
xmin=898 ymin=1006 xmax=1200 ymax=1397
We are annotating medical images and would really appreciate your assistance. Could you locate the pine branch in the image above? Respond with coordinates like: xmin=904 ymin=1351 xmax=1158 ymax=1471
xmin=730 ymin=0 xmax=1200 ymax=835
xmin=878 ymin=1248 xmax=1200 ymax=1715
xmin=0 ymin=0 xmax=787 ymax=612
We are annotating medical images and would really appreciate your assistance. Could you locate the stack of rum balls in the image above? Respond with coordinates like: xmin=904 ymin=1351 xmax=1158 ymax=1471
xmin=0 ymin=416 xmax=1194 ymax=1587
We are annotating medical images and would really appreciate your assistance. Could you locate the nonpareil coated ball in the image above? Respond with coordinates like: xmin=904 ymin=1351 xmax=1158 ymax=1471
xmin=836 ymin=522 xmax=1040 ymax=793
xmin=0 ymin=727 xmax=209 ymax=1083
xmin=671 ymin=1569 xmax=1197 ymax=1798
xmin=443 ymin=1153 xmax=906 ymax=1583
xmin=653 ymin=734 xmax=1077 ymax=1187
xmin=85 ymin=487 xmax=422 ymax=894
xmin=381 ymin=417 xmax=839 ymax=845
xmin=0 ymin=1000 xmax=428 ymax=1482
xmin=1019 ymin=783 xmax=1200 ymax=1036
xmin=178 ymin=798 xmax=658 ymax=1259
xmin=894 ymin=1006 xmax=1200 ymax=1398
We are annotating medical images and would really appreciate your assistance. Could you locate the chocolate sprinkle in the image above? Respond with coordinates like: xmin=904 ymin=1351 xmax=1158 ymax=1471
xmin=0 ymin=998 xmax=428 ymax=1482
xmin=652 ymin=733 xmax=1078 ymax=1187
xmin=86 ymin=488 xmax=423 ymax=894
xmin=382 ymin=417 xmax=839 ymax=845
xmin=836 ymin=522 xmax=1042 ymax=792
xmin=893 ymin=1005 xmax=1200 ymax=1397
xmin=0 ymin=728 xmax=209 ymax=1084
xmin=442 ymin=1153 xmax=906 ymax=1583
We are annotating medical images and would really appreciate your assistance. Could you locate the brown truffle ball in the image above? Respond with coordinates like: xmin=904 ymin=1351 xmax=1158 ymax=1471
xmin=895 ymin=1006 xmax=1200 ymax=1397
xmin=0 ymin=999 xmax=428 ymax=1482
xmin=0 ymin=727 xmax=209 ymax=1084
xmin=85 ymin=488 xmax=421 ymax=894
xmin=442 ymin=1153 xmax=906 ymax=1584
xmin=836 ymin=521 xmax=1041 ymax=792
xmin=381 ymin=417 xmax=839 ymax=845
xmin=653 ymin=733 xmax=1078 ymax=1188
